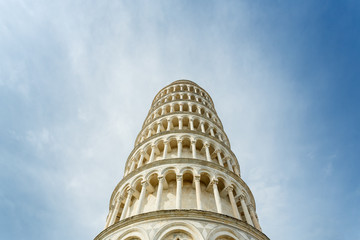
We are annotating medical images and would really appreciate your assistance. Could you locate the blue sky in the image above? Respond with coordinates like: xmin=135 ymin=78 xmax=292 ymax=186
xmin=0 ymin=1 xmax=359 ymax=239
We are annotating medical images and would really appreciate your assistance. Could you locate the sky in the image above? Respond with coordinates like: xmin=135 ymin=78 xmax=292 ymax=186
xmin=0 ymin=0 xmax=359 ymax=239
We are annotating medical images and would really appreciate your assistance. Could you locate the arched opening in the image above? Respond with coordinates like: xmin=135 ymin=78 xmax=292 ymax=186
xmin=182 ymin=117 xmax=189 ymax=130
xmin=162 ymin=230 xmax=193 ymax=240
xmin=174 ymin=104 xmax=180 ymax=112
xmin=171 ymin=117 xmax=179 ymax=130
xmin=215 ymin=236 xmax=236 ymax=240
xmin=181 ymin=138 xmax=191 ymax=158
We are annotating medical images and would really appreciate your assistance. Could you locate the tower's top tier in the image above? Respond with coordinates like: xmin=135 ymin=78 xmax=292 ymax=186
xmin=150 ymin=79 xmax=215 ymax=110
xmin=141 ymin=80 xmax=222 ymax=133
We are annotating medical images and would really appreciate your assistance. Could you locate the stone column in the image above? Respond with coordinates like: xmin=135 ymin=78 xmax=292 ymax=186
xmin=149 ymin=145 xmax=156 ymax=163
xmin=108 ymin=197 xmax=121 ymax=226
xmin=212 ymin=179 xmax=222 ymax=213
xmin=197 ymin=107 xmax=201 ymax=114
xmin=178 ymin=117 xmax=183 ymax=130
xmin=170 ymin=104 xmax=174 ymax=113
xmin=240 ymin=195 xmax=254 ymax=226
xmin=138 ymin=151 xmax=145 ymax=167
xmin=188 ymin=103 xmax=192 ymax=113
xmin=189 ymin=118 xmax=194 ymax=130
xmin=248 ymin=204 xmax=262 ymax=231
xmin=129 ymin=160 xmax=136 ymax=172
xmin=194 ymin=175 xmax=202 ymax=210
xmin=206 ymin=111 xmax=210 ymax=118
xmin=204 ymin=143 xmax=212 ymax=162
xmin=136 ymin=181 xmax=148 ymax=214
xmin=155 ymin=176 xmax=164 ymax=210
xmin=179 ymin=103 xmax=183 ymax=111
xmin=156 ymin=122 xmax=161 ymax=134
xmin=234 ymin=167 xmax=240 ymax=176
xmin=191 ymin=140 xmax=197 ymax=158
xmin=166 ymin=119 xmax=171 ymax=131
xmin=177 ymin=139 xmax=182 ymax=158
xmin=200 ymin=121 xmax=205 ymax=133
xmin=120 ymin=189 xmax=134 ymax=220
xmin=226 ymin=186 xmax=240 ymax=219
xmin=225 ymin=157 xmax=234 ymax=171
xmin=218 ymin=133 xmax=223 ymax=141
xmin=163 ymin=141 xmax=168 ymax=159
xmin=216 ymin=150 xmax=224 ymax=166
xmin=147 ymin=128 xmax=152 ymax=138
xmin=210 ymin=127 xmax=215 ymax=137
xmin=176 ymin=175 xmax=182 ymax=209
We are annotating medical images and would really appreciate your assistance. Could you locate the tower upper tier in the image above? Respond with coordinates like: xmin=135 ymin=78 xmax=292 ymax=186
xmin=125 ymin=80 xmax=239 ymax=177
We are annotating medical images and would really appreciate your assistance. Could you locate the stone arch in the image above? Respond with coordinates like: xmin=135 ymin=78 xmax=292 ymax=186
xmin=117 ymin=227 xmax=149 ymax=240
xmin=119 ymin=183 xmax=131 ymax=198
xmin=174 ymin=85 xmax=181 ymax=92
xmin=198 ymin=169 xmax=213 ymax=186
xmin=179 ymin=166 xmax=195 ymax=175
xmin=207 ymin=227 xmax=244 ymax=240
xmin=154 ymin=222 xmax=205 ymax=240
xmin=145 ymin=169 xmax=160 ymax=182
xmin=130 ymin=175 xmax=144 ymax=189
xmin=147 ymin=171 xmax=159 ymax=188
xmin=161 ymin=166 xmax=179 ymax=176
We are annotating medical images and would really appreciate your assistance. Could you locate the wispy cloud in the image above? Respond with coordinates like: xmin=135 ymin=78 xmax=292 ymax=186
xmin=1 ymin=1 xmax=359 ymax=240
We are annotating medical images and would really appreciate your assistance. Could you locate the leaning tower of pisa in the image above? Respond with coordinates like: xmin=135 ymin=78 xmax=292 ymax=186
xmin=94 ymin=80 xmax=270 ymax=240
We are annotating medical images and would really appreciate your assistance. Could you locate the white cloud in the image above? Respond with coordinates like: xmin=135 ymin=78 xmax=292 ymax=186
xmin=1 ymin=1 xmax=357 ymax=240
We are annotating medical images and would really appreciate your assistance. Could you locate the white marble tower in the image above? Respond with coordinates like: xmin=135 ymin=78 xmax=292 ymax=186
xmin=95 ymin=80 xmax=269 ymax=240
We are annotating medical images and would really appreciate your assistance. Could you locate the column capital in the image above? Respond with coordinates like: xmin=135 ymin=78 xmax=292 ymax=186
xmin=151 ymin=144 xmax=156 ymax=149
xmin=214 ymin=149 xmax=221 ymax=154
xmin=211 ymin=178 xmax=218 ymax=185
xmin=158 ymin=176 xmax=164 ymax=182
xmin=239 ymin=194 xmax=246 ymax=200
xmin=194 ymin=175 xmax=201 ymax=181
xmin=178 ymin=116 xmax=183 ymax=120
xmin=141 ymin=180 xmax=148 ymax=187
xmin=176 ymin=175 xmax=183 ymax=181
xmin=163 ymin=140 xmax=168 ymax=144
xmin=113 ymin=196 xmax=121 ymax=205
xmin=247 ymin=203 xmax=255 ymax=211
xmin=204 ymin=142 xmax=210 ymax=148
xmin=191 ymin=139 xmax=196 ymax=144
xmin=127 ymin=188 xmax=135 ymax=195
xmin=177 ymin=138 xmax=183 ymax=143
xmin=225 ymin=185 xmax=234 ymax=193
